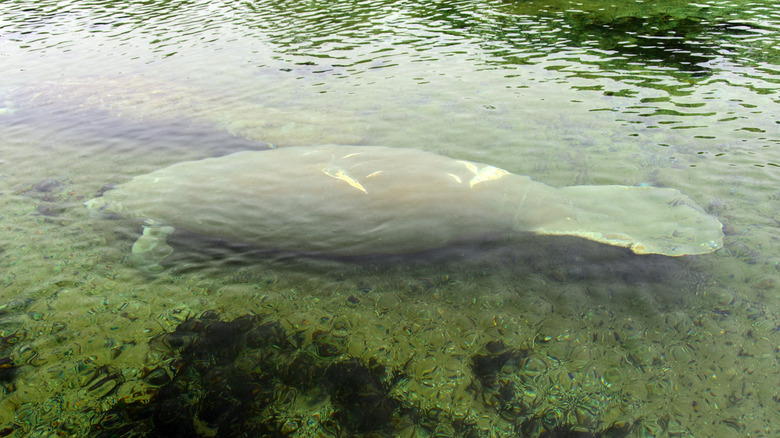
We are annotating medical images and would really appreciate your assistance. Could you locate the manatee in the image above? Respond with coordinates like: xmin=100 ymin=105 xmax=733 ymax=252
xmin=86 ymin=145 xmax=723 ymax=271
xmin=1 ymin=77 xmax=364 ymax=146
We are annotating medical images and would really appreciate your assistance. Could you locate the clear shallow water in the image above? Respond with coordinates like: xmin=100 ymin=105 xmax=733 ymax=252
xmin=0 ymin=0 xmax=777 ymax=437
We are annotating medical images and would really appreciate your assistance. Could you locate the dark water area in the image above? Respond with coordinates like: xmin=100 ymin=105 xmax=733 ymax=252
xmin=0 ymin=0 xmax=778 ymax=437
xmin=0 ymin=108 xmax=272 ymax=158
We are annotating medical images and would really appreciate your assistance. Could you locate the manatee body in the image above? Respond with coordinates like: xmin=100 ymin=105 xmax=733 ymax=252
xmin=2 ymin=78 xmax=363 ymax=146
xmin=88 ymin=145 xmax=723 ymax=268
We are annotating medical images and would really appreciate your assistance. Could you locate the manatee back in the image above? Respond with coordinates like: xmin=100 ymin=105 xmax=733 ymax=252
xmin=100 ymin=145 xmax=527 ymax=255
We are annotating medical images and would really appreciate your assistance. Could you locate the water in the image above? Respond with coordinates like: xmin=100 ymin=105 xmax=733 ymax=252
xmin=0 ymin=0 xmax=777 ymax=436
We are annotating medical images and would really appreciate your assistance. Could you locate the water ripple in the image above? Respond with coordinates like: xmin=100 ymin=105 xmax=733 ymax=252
xmin=1 ymin=0 xmax=777 ymax=161
xmin=3 ymin=0 xmax=777 ymax=83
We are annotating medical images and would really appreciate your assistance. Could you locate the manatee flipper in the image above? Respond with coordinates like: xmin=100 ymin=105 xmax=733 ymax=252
xmin=128 ymin=220 xmax=175 ymax=272
xmin=536 ymin=185 xmax=723 ymax=256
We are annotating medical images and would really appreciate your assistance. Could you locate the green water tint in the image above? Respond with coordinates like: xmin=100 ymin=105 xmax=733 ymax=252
xmin=0 ymin=122 xmax=775 ymax=436
xmin=0 ymin=0 xmax=778 ymax=436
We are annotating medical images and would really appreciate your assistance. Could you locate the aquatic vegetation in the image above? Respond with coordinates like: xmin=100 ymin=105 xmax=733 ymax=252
xmin=90 ymin=312 xmax=405 ymax=436
xmin=86 ymin=311 xmax=667 ymax=437
xmin=0 ymin=298 xmax=30 ymax=394
xmin=468 ymin=340 xmax=644 ymax=437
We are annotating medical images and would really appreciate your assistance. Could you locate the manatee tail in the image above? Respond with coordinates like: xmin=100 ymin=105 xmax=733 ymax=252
xmin=536 ymin=185 xmax=723 ymax=256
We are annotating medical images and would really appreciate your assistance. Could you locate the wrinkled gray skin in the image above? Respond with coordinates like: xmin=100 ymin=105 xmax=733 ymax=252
xmin=87 ymin=145 xmax=723 ymax=271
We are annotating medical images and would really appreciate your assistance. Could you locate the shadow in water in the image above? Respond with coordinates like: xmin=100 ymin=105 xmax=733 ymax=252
xmin=158 ymin=228 xmax=707 ymax=305
xmin=0 ymin=106 xmax=272 ymax=158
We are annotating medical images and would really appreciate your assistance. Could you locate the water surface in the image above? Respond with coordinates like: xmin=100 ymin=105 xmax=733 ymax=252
xmin=0 ymin=0 xmax=778 ymax=436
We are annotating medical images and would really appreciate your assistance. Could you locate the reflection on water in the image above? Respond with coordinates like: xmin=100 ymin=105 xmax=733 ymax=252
xmin=0 ymin=0 xmax=778 ymax=436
